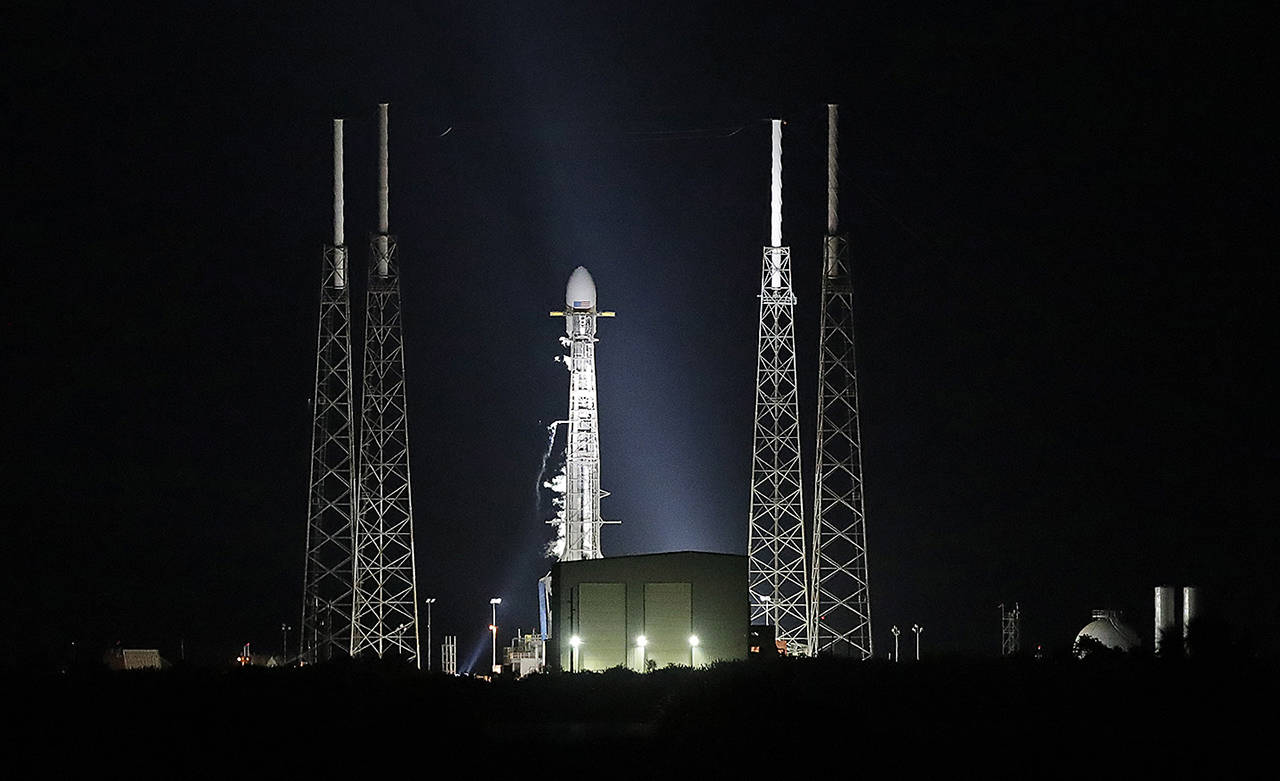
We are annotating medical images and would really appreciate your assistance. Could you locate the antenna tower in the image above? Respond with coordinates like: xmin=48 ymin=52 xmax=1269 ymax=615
xmin=1000 ymin=602 xmax=1021 ymax=656
xmin=810 ymin=104 xmax=874 ymax=658
xmin=351 ymin=103 xmax=421 ymax=663
xmin=748 ymin=120 xmax=811 ymax=654
xmin=300 ymin=119 xmax=356 ymax=663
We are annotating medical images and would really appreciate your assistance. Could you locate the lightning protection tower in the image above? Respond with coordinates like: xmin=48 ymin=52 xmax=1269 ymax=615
xmin=748 ymin=119 xmax=810 ymax=654
xmin=810 ymin=104 xmax=874 ymax=658
xmin=300 ymin=119 xmax=356 ymax=664
xmin=351 ymin=103 xmax=421 ymax=664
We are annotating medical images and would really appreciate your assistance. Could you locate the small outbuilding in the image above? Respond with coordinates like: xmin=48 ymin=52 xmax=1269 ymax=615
xmin=104 ymin=648 xmax=169 ymax=671
xmin=547 ymin=551 xmax=748 ymax=672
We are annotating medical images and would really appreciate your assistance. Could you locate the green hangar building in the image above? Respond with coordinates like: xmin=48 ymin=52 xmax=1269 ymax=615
xmin=547 ymin=551 xmax=748 ymax=672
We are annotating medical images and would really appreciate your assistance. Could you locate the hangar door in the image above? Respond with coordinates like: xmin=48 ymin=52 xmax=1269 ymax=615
xmin=576 ymin=582 xmax=626 ymax=671
xmin=644 ymin=582 xmax=692 ymax=668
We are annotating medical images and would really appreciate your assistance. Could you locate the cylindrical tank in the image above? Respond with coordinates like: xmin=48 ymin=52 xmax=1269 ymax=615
xmin=1154 ymin=586 xmax=1177 ymax=655
xmin=1182 ymin=586 xmax=1201 ymax=655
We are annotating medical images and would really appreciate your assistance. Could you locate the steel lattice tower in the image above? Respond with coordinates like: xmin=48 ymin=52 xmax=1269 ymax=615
xmin=748 ymin=120 xmax=810 ymax=654
xmin=300 ymin=119 xmax=356 ymax=664
xmin=810 ymin=104 xmax=874 ymax=658
xmin=351 ymin=103 xmax=421 ymax=663
xmin=1000 ymin=603 xmax=1021 ymax=656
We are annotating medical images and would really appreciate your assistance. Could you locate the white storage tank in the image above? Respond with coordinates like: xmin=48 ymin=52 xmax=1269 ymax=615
xmin=1154 ymin=586 xmax=1177 ymax=655
xmin=1073 ymin=609 xmax=1141 ymax=658
xmin=1182 ymin=586 xmax=1201 ymax=654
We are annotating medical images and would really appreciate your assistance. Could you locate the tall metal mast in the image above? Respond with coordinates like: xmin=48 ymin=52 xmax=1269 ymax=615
xmin=748 ymin=119 xmax=810 ymax=654
xmin=351 ymin=103 xmax=421 ymax=664
xmin=810 ymin=104 xmax=874 ymax=658
xmin=300 ymin=119 xmax=356 ymax=664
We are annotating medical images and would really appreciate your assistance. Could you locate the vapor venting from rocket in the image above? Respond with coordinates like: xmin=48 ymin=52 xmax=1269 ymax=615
xmin=554 ymin=336 xmax=572 ymax=371
xmin=536 ymin=420 xmax=569 ymax=559
xmin=535 ymin=420 xmax=568 ymax=505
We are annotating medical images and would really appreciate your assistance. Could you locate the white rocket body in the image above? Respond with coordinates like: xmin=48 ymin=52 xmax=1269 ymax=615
xmin=561 ymin=266 xmax=603 ymax=561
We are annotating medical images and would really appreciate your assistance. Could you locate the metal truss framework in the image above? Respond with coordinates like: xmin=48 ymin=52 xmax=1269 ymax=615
xmin=442 ymin=636 xmax=458 ymax=675
xmin=1001 ymin=603 xmax=1021 ymax=656
xmin=350 ymin=234 xmax=421 ymax=663
xmin=300 ymin=244 xmax=356 ymax=664
xmin=810 ymin=233 xmax=874 ymax=658
xmin=748 ymin=245 xmax=811 ymax=654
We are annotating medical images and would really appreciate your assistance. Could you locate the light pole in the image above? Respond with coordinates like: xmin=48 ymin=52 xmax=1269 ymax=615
xmin=761 ymin=594 xmax=774 ymax=655
xmin=423 ymin=598 xmax=436 ymax=671
xmin=569 ymin=634 xmax=581 ymax=673
xmin=891 ymin=625 xmax=900 ymax=662
xmin=689 ymin=634 xmax=700 ymax=668
xmin=395 ymin=622 xmax=408 ymax=654
xmin=636 ymin=635 xmax=648 ymax=672
xmin=280 ymin=623 xmax=291 ymax=663
xmin=489 ymin=598 xmax=502 ymax=674
xmin=912 ymin=623 xmax=923 ymax=661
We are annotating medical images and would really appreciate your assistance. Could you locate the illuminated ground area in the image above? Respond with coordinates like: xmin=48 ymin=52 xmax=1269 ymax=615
xmin=14 ymin=657 xmax=1268 ymax=769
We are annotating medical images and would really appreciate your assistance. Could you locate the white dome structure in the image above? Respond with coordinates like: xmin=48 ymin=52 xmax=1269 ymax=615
xmin=1074 ymin=610 xmax=1141 ymax=658
xmin=565 ymin=266 xmax=597 ymax=311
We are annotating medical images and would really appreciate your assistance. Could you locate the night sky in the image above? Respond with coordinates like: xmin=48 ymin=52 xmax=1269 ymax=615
xmin=7 ymin=2 xmax=1273 ymax=667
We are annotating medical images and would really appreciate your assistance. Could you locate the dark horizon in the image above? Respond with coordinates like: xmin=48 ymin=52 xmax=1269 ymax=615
xmin=6 ymin=1 xmax=1273 ymax=668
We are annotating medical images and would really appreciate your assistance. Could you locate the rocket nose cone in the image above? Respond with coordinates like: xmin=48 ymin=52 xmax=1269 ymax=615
xmin=566 ymin=266 xmax=597 ymax=310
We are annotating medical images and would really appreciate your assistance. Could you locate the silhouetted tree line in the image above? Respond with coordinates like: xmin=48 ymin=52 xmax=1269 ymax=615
xmin=10 ymin=646 xmax=1275 ymax=773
